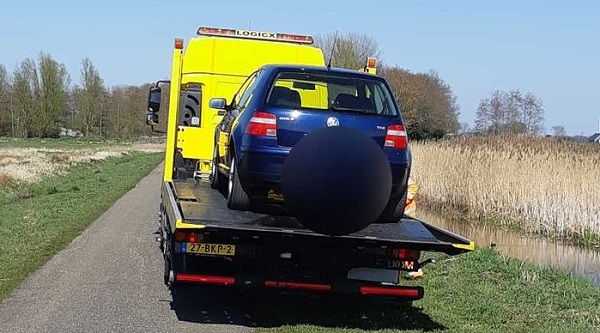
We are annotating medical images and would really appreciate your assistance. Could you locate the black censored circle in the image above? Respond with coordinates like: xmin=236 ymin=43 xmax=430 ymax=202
xmin=282 ymin=126 xmax=392 ymax=236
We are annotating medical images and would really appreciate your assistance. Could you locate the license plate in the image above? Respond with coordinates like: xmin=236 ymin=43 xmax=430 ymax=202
xmin=184 ymin=243 xmax=235 ymax=256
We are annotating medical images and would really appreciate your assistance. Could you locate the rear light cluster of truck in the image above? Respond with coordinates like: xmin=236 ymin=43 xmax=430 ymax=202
xmin=384 ymin=124 xmax=408 ymax=149
xmin=389 ymin=248 xmax=421 ymax=261
xmin=246 ymin=112 xmax=277 ymax=137
xmin=174 ymin=231 xmax=205 ymax=243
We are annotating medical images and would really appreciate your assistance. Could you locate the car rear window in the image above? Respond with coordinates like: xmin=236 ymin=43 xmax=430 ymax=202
xmin=265 ymin=71 xmax=399 ymax=116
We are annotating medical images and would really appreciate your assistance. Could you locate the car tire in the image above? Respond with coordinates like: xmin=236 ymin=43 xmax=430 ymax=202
xmin=376 ymin=188 xmax=408 ymax=223
xmin=210 ymin=148 xmax=220 ymax=190
xmin=227 ymin=156 xmax=251 ymax=211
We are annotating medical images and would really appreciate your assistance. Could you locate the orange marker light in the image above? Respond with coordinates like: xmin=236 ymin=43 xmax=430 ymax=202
xmin=174 ymin=38 xmax=184 ymax=50
xmin=367 ymin=57 xmax=377 ymax=68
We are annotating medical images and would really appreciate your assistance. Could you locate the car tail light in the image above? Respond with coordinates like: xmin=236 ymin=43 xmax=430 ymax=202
xmin=246 ymin=112 xmax=277 ymax=137
xmin=384 ymin=124 xmax=408 ymax=149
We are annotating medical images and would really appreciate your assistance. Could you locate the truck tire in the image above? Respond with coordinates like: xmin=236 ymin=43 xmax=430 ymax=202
xmin=227 ymin=156 xmax=251 ymax=211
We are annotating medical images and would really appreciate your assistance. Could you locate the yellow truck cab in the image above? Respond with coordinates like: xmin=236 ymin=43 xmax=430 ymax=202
xmin=146 ymin=27 xmax=325 ymax=183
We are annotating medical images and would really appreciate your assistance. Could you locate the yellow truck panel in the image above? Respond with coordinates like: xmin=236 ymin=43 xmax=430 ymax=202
xmin=170 ymin=28 xmax=325 ymax=180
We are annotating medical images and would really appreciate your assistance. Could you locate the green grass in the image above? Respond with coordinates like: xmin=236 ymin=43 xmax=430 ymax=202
xmin=253 ymin=249 xmax=600 ymax=333
xmin=0 ymin=152 xmax=163 ymax=301
xmin=0 ymin=136 xmax=164 ymax=149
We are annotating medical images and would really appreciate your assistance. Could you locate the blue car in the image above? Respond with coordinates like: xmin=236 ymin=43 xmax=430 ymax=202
xmin=209 ymin=65 xmax=411 ymax=223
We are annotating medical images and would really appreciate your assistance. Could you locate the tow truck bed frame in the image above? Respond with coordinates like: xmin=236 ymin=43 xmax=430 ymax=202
xmin=160 ymin=179 xmax=473 ymax=302
xmin=163 ymin=180 xmax=473 ymax=255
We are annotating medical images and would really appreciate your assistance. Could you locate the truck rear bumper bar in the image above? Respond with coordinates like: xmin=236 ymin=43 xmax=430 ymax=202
xmin=174 ymin=272 xmax=424 ymax=300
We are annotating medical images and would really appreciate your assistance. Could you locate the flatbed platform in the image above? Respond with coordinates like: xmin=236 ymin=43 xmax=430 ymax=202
xmin=162 ymin=180 xmax=474 ymax=255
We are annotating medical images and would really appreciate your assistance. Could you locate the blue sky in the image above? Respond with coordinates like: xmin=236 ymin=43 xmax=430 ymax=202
xmin=1 ymin=0 xmax=599 ymax=135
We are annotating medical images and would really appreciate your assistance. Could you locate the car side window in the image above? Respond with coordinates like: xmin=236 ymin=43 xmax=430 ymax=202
xmin=233 ymin=70 xmax=260 ymax=108
xmin=369 ymin=83 xmax=394 ymax=116
xmin=237 ymin=72 xmax=261 ymax=109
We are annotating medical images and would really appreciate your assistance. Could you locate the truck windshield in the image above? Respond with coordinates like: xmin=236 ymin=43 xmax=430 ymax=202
xmin=266 ymin=71 xmax=399 ymax=116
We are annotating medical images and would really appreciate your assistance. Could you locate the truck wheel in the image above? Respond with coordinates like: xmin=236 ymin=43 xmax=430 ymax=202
xmin=227 ymin=157 xmax=251 ymax=211
xmin=210 ymin=148 xmax=220 ymax=190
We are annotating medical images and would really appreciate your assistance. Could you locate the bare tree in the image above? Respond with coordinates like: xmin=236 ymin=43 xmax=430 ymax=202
xmin=11 ymin=59 xmax=38 ymax=138
xmin=33 ymin=52 xmax=70 ymax=137
xmin=0 ymin=65 xmax=10 ymax=135
xmin=551 ymin=125 xmax=566 ymax=137
xmin=522 ymin=92 xmax=545 ymax=135
xmin=475 ymin=89 xmax=544 ymax=135
xmin=74 ymin=58 xmax=106 ymax=137
xmin=315 ymin=32 xmax=381 ymax=69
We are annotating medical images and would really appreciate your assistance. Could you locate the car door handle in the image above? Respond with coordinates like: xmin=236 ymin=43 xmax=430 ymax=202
xmin=217 ymin=110 xmax=226 ymax=116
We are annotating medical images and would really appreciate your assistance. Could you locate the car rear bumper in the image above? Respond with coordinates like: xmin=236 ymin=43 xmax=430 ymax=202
xmin=238 ymin=145 xmax=409 ymax=196
xmin=239 ymin=146 xmax=289 ymax=186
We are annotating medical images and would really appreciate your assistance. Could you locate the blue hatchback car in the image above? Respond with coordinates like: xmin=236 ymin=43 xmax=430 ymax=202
xmin=209 ymin=65 xmax=411 ymax=223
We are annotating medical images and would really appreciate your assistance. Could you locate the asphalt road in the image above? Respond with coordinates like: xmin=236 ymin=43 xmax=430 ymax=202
xmin=0 ymin=165 xmax=442 ymax=333
xmin=0 ymin=165 xmax=256 ymax=333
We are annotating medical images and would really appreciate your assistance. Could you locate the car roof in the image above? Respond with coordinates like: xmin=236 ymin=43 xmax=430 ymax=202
xmin=260 ymin=64 xmax=382 ymax=80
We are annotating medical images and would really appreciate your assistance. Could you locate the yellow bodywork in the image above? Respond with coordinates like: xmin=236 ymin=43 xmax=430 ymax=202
xmin=163 ymin=47 xmax=183 ymax=182
xmin=164 ymin=35 xmax=324 ymax=181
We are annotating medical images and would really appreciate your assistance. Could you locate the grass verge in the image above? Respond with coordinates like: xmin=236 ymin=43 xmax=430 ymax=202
xmin=0 ymin=152 xmax=163 ymax=301
xmin=253 ymin=249 xmax=600 ymax=333
xmin=0 ymin=137 xmax=164 ymax=149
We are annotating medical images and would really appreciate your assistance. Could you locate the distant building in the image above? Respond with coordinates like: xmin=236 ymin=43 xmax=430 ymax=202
xmin=589 ymin=133 xmax=600 ymax=143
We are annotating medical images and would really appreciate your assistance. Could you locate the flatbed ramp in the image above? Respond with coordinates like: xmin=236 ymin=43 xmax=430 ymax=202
xmin=164 ymin=180 xmax=474 ymax=255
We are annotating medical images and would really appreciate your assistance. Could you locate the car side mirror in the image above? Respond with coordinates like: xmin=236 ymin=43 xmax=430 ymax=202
xmin=148 ymin=87 xmax=161 ymax=113
xmin=146 ymin=113 xmax=159 ymax=126
xmin=209 ymin=98 xmax=228 ymax=116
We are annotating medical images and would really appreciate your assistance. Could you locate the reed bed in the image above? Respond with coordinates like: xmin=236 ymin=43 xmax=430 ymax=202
xmin=411 ymin=135 xmax=600 ymax=244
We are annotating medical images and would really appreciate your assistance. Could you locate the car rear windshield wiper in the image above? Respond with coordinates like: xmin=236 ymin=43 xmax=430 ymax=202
xmin=330 ymin=106 xmax=370 ymax=114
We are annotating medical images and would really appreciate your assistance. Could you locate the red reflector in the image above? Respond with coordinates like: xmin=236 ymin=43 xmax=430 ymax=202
xmin=384 ymin=124 xmax=408 ymax=149
xmin=360 ymin=286 xmax=422 ymax=298
xmin=246 ymin=112 xmax=277 ymax=137
xmin=176 ymin=274 xmax=235 ymax=285
xmin=265 ymin=280 xmax=332 ymax=292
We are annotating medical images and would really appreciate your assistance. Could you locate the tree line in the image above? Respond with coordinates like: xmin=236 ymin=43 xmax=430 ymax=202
xmin=474 ymin=89 xmax=545 ymax=136
xmin=316 ymin=32 xmax=549 ymax=139
xmin=1 ymin=33 xmax=547 ymax=140
xmin=0 ymin=53 xmax=152 ymax=138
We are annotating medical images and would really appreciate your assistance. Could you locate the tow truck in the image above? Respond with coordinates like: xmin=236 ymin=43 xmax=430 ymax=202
xmin=147 ymin=27 xmax=474 ymax=302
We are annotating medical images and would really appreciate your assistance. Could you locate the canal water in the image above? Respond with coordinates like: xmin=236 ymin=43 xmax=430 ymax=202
xmin=419 ymin=210 xmax=600 ymax=286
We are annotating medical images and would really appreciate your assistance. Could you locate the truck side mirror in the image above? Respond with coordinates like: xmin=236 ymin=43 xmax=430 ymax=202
xmin=146 ymin=113 xmax=159 ymax=126
xmin=148 ymin=87 xmax=162 ymax=113
xmin=209 ymin=98 xmax=228 ymax=115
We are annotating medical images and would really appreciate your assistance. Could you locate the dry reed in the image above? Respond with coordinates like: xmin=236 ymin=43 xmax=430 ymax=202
xmin=411 ymin=135 xmax=600 ymax=243
xmin=0 ymin=142 xmax=164 ymax=184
